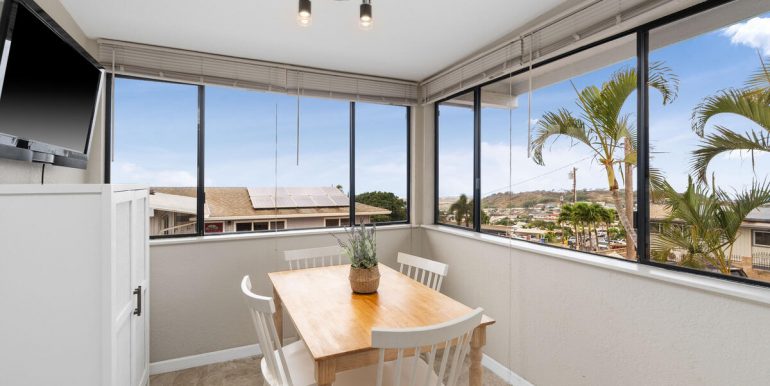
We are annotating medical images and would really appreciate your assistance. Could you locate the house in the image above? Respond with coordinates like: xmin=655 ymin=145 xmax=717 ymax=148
xmin=651 ymin=204 xmax=770 ymax=281
xmin=149 ymin=186 xmax=391 ymax=235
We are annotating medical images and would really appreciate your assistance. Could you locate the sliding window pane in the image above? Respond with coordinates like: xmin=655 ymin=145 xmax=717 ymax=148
xmin=205 ymin=86 xmax=286 ymax=234
xmin=437 ymin=92 xmax=475 ymax=229
xmin=286 ymin=98 xmax=350 ymax=229
xmin=112 ymin=78 xmax=198 ymax=236
xmin=649 ymin=2 xmax=770 ymax=283
xmin=355 ymin=103 xmax=408 ymax=224
xmin=206 ymin=86 xmax=350 ymax=232
xmin=481 ymin=35 xmax=638 ymax=260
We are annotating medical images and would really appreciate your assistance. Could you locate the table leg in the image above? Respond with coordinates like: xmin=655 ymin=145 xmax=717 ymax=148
xmin=315 ymin=358 xmax=336 ymax=386
xmin=273 ymin=286 xmax=283 ymax=346
xmin=469 ymin=325 xmax=486 ymax=386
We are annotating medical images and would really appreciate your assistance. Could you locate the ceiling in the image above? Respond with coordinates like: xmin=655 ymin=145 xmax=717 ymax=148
xmin=60 ymin=0 xmax=567 ymax=82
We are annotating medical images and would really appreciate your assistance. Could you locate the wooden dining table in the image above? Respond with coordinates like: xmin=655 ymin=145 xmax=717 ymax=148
xmin=268 ymin=264 xmax=495 ymax=386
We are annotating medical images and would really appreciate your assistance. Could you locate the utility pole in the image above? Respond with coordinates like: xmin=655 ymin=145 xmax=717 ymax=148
xmin=568 ymin=167 xmax=577 ymax=203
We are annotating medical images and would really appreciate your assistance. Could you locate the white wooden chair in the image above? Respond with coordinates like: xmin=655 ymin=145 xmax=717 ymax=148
xmin=283 ymin=245 xmax=345 ymax=270
xmin=369 ymin=307 xmax=484 ymax=386
xmin=241 ymin=275 xmax=316 ymax=386
xmin=397 ymin=252 xmax=449 ymax=291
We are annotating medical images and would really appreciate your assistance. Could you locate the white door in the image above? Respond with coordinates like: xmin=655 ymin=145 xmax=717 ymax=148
xmin=130 ymin=192 xmax=149 ymax=386
xmin=113 ymin=197 xmax=134 ymax=386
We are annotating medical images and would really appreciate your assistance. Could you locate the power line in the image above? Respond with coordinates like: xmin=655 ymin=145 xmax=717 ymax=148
xmin=482 ymin=154 xmax=594 ymax=196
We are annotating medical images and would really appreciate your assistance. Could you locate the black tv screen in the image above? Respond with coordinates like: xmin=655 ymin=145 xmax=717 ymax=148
xmin=0 ymin=0 xmax=102 ymax=157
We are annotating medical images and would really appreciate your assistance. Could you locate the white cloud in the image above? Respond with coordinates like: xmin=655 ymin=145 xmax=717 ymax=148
xmin=723 ymin=17 xmax=770 ymax=55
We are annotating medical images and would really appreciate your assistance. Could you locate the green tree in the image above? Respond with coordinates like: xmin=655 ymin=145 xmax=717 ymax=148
xmin=652 ymin=177 xmax=770 ymax=274
xmin=355 ymin=191 xmax=406 ymax=222
xmin=691 ymin=54 xmax=770 ymax=182
xmin=531 ymin=63 xmax=679 ymax=258
xmin=449 ymin=194 xmax=473 ymax=227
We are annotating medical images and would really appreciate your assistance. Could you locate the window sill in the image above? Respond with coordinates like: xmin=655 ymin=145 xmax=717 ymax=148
xmin=150 ymin=223 xmax=415 ymax=247
xmin=421 ymin=224 xmax=770 ymax=306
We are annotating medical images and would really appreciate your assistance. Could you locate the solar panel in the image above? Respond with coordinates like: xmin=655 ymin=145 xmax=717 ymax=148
xmin=310 ymin=196 xmax=335 ymax=206
xmin=292 ymin=196 xmax=315 ymax=207
xmin=331 ymin=196 xmax=350 ymax=206
xmin=247 ymin=186 xmax=353 ymax=209
xmin=250 ymin=196 xmax=275 ymax=209
xmin=275 ymin=196 xmax=295 ymax=208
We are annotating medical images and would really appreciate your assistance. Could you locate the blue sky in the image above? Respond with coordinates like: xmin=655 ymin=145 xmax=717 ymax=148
xmin=114 ymin=12 xmax=770 ymax=201
xmin=440 ymin=12 xmax=770 ymax=199
xmin=113 ymin=80 xmax=408 ymax=198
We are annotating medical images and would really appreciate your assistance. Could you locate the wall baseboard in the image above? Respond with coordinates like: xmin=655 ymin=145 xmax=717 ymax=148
xmin=152 ymin=343 xmax=532 ymax=386
xmin=482 ymin=354 xmax=534 ymax=386
xmin=150 ymin=344 xmax=262 ymax=375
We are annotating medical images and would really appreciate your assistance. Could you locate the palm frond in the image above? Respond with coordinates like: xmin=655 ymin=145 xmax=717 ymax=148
xmin=691 ymin=88 xmax=770 ymax=136
xmin=531 ymin=108 xmax=591 ymax=166
xmin=719 ymin=179 xmax=770 ymax=239
xmin=745 ymin=52 xmax=770 ymax=95
xmin=648 ymin=61 xmax=680 ymax=105
xmin=690 ymin=126 xmax=770 ymax=183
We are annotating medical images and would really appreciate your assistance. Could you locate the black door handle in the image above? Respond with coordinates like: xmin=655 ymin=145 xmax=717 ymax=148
xmin=133 ymin=286 xmax=142 ymax=316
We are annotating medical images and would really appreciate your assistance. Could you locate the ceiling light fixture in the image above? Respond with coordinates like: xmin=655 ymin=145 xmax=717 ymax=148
xmin=359 ymin=0 xmax=373 ymax=30
xmin=297 ymin=0 xmax=312 ymax=27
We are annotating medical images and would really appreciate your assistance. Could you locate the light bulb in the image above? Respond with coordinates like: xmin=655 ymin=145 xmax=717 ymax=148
xmin=298 ymin=0 xmax=311 ymax=27
xmin=360 ymin=2 xmax=373 ymax=30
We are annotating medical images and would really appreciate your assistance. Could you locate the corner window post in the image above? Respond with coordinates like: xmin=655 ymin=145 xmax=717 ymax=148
xmin=636 ymin=29 xmax=650 ymax=262
xmin=196 ymin=85 xmax=205 ymax=236
xmin=473 ymin=88 xmax=482 ymax=233
xmin=349 ymin=101 xmax=356 ymax=227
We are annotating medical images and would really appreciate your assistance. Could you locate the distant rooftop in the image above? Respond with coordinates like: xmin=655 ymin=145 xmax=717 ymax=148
xmin=149 ymin=187 xmax=390 ymax=220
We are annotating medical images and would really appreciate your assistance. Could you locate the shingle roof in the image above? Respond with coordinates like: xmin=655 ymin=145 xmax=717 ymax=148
xmin=150 ymin=187 xmax=391 ymax=220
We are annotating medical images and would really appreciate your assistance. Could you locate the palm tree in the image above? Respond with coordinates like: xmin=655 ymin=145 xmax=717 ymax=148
xmin=532 ymin=63 xmax=679 ymax=259
xmin=691 ymin=54 xmax=770 ymax=182
xmin=448 ymin=194 xmax=472 ymax=227
xmin=652 ymin=177 xmax=770 ymax=274
xmin=558 ymin=203 xmax=580 ymax=249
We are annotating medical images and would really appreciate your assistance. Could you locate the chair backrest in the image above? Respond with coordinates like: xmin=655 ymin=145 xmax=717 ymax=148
xmin=240 ymin=276 xmax=293 ymax=386
xmin=371 ymin=308 xmax=484 ymax=386
xmin=397 ymin=252 xmax=449 ymax=291
xmin=283 ymin=245 xmax=345 ymax=270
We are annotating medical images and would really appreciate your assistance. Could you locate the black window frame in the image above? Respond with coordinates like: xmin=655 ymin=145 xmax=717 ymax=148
xmin=105 ymin=78 xmax=412 ymax=239
xmin=434 ymin=0 xmax=770 ymax=288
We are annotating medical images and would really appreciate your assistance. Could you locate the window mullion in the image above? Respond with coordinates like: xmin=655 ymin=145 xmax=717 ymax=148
xmin=473 ymin=88 xmax=482 ymax=233
xmin=636 ymin=29 xmax=650 ymax=263
xmin=196 ymin=85 xmax=206 ymax=236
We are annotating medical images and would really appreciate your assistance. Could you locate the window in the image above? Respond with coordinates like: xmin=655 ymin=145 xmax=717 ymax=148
xmin=433 ymin=0 xmax=770 ymax=287
xmin=355 ymin=103 xmax=409 ymax=224
xmin=325 ymin=218 xmax=350 ymax=228
xmin=754 ymin=231 xmax=770 ymax=247
xmin=648 ymin=2 xmax=770 ymax=284
xmin=448 ymin=35 xmax=638 ymax=260
xmin=111 ymin=79 xmax=409 ymax=237
xmin=234 ymin=220 xmax=286 ymax=232
xmin=111 ymin=77 xmax=199 ymax=237
xmin=436 ymin=91 xmax=476 ymax=230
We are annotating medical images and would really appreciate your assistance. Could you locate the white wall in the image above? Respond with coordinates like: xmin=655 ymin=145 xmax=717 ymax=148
xmin=420 ymin=227 xmax=770 ymax=386
xmin=0 ymin=0 xmax=103 ymax=184
xmin=148 ymin=226 xmax=422 ymax=362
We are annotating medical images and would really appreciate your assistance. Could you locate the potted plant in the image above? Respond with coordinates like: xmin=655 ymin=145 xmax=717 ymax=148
xmin=335 ymin=225 xmax=380 ymax=294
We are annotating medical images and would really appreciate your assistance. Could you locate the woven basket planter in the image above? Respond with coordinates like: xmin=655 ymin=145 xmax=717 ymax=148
xmin=349 ymin=265 xmax=380 ymax=294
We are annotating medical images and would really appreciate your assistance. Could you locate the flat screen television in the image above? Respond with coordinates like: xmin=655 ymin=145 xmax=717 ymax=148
xmin=0 ymin=0 xmax=103 ymax=169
